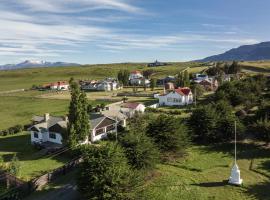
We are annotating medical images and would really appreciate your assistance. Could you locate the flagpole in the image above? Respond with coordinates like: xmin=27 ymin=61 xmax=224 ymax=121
xmin=235 ymin=121 xmax=237 ymax=164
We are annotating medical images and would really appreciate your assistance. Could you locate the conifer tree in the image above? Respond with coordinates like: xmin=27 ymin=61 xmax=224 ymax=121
xmin=67 ymin=78 xmax=90 ymax=148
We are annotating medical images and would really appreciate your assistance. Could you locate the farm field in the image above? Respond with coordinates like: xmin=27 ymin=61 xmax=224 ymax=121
xmin=0 ymin=88 xmax=158 ymax=130
xmin=141 ymin=142 xmax=270 ymax=200
xmin=0 ymin=62 xmax=203 ymax=91
xmin=0 ymin=132 xmax=72 ymax=181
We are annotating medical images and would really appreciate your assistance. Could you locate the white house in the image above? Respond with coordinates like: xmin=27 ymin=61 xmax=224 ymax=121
xmin=86 ymin=114 xmax=117 ymax=142
xmin=81 ymin=79 xmax=122 ymax=91
xmin=129 ymin=71 xmax=143 ymax=80
xmin=156 ymin=87 xmax=193 ymax=106
xmin=30 ymin=114 xmax=66 ymax=146
xmin=29 ymin=113 xmax=118 ymax=146
xmin=49 ymin=81 xmax=69 ymax=91
xmin=120 ymin=103 xmax=146 ymax=118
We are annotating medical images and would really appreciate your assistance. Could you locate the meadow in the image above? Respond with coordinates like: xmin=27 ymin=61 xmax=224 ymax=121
xmin=0 ymin=62 xmax=203 ymax=130
xmin=0 ymin=132 xmax=72 ymax=181
xmin=141 ymin=142 xmax=270 ymax=200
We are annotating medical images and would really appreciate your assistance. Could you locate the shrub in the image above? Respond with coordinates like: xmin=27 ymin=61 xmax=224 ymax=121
xmin=146 ymin=114 xmax=189 ymax=153
xmin=120 ymin=132 xmax=160 ymax=170
xmin=77 ymin=143 xmax=140 ymax=200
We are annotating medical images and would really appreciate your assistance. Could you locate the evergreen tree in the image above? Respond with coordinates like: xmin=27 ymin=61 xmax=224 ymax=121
xmin=77 ymin=143 xmax=140 ymax=200
xmin=176 ymin=72 xmax=184 ymax=87
xmin=183 ymin=70 xmax=190 ymax=87
xmin=228 ymin=61 xmax=241 ymax=74
xmin=67 ymin=78 xmax=90 ymax=148
xmin=150 ymin=78 xmax=156 ymax=91
xmin=118 ymin=70 xmax=130 ymax=86
xmin=146 ymin=115 xmax=189 ymax=153
xmin=120 ymin=131 xmax=160 ymax=170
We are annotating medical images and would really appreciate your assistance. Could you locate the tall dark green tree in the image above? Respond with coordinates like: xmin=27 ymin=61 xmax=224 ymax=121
xmin=77 ymin=143 xmax=139 ymax=200
xmin=150 ymin=78 xmax=156 ymax=91
xmin=68 ymin=78 xmax=90 ymax=148
xmin=183 ymin=70 xmax=190 ymax=87
xmin=228 ymin=61 xmax=241 ymax=74
xmin=176 ymin=72 xmax=184 ymax=87
xmin=120 ymin=131 xmax=160 ymax=170
xmin=146 ymin=114 xmax=189 ymax=153
xmin=118 ymin=70 xmax=130 ymax=86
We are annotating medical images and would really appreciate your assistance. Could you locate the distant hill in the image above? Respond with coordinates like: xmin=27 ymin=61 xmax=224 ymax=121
xmin=199 ymin=42 xmax=270 ymax=62
xmin=0 ymin=60 xmax=80 ymax=70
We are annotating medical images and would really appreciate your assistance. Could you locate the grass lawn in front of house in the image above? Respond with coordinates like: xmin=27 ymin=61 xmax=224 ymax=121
xmin=140 ymin=142 xmax=270 ymax=200
xmin=0 ymin=132 xmax=72 ymax=181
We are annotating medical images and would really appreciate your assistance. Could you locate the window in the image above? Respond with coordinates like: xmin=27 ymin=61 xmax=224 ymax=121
xmin=34 ymin=132 xmax=39 ymax=138
xmin=49 ymin=133 xmax=56 ymax=139
xmin=167 ymin=97 xmax=173 ymax=102
xmin=107 ymin=124 xmax=115 ymax=132
xmin=95 ymin=128 xmax=105 ymax=136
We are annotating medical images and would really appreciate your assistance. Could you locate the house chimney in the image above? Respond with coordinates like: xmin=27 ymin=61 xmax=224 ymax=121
xmin=44 ymin=113 xmax=50 ymax=121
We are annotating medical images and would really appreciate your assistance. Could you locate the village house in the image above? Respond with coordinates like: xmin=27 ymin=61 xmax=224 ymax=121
xmin=157 ymin=76 xmax=176 ymax=86
xmin=199 ymin=79 xmax=219 ymax=91
xmin=192 ymin=73 xmax=219 ymax=91
xmin=42 ymin=81 xmax=69 ymax=91
xmin=80 ymin=78 xmax=122 ymax=91
xmin=165 ymin=82 xmax=175 ymax=90
xmin=129 ymin=71 xmax=150 ymax=86
xmin=156 ymin=87 xmax=193 ymax=106
xmin=29 ymin=113 xmax=118 ymax=147
xmin=120 ymin=102 xmax=146 ymax=118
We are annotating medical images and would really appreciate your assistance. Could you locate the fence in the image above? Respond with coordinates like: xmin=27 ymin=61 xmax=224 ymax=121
xmin=117 ymin=92 xmax=153 ymax=97
xmin=0 ymin=157 xmax=82 ymax=200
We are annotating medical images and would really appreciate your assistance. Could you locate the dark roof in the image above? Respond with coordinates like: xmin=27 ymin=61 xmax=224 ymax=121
xmin=90 ymin=113 xmax=116 ymax=129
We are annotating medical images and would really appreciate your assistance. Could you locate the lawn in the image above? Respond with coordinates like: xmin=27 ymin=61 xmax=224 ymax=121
xmin=0 ymin=132 xmax=72 ymax=181
xmin=0 ymin=62 xmax=205 ymax=91
xmin=0 ymin=90 xmax=113 ymax=130
xmin=140 ymin=142 xmax=270 ymax=200
xmin=20 ymin=142 xmax=270 ymax=200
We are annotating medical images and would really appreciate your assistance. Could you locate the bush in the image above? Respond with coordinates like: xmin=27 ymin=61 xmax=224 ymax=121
xmin=119 ymin=132 xmax=160 ymax=170
xmin=251 ymin=118 xmax=270 ymax=142
xmin=189 ymin=102 xmax=244 ymax=143
xmin=146 ymin=114 xmax=189 ymax=153
xmin=77 ymin=143 xmax=140 ymax=200
xmin=145 ymin=107 xmax=182 ymax=115
xmin=0 ymin=125 xmax=24 ymax=136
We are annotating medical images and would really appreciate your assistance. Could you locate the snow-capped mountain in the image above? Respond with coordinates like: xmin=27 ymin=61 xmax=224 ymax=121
xmin=0 ymin=60 xmax=80 ymax=70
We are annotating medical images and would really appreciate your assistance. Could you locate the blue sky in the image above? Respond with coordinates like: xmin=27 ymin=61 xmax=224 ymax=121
xmin=0 ymin=0 xmax=269 ymax=64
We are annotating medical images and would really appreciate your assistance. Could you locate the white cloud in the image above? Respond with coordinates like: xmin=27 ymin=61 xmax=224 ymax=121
xmin=0 ymin=0 xmax=261 ymax=63
xmin=7 ymin=0 xmax=142 ymax=13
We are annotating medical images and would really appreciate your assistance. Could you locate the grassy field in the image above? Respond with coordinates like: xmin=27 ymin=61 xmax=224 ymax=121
xmin=240 ymin=61 xmax=270 ymax=74
xmin=141 ymin=142 xmax=270 ymax=200
xmin=0 ymin=132 xmax=72 ymax=181
xmin=0 ymin=62 xmax=204 ymax=91
xmin=21 ymin=142 xmax=270 ymax=200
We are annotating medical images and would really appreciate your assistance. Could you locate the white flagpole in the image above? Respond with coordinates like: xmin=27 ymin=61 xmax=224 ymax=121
xmin=235 ymin=121 xmax=237 ymax=164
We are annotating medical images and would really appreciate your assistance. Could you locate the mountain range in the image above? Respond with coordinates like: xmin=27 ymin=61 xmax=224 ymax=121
xmin=199 ymin=41 xmax=270 ymax=62
xmin=0 ymin=60 xmax=80 ymax=70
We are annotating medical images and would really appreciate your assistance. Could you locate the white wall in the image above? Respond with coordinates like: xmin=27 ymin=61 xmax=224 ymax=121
xmin=30 ymin=131 xmax=63 ymax=144
xmin=158 ymin=92 xmax=193 ymax=106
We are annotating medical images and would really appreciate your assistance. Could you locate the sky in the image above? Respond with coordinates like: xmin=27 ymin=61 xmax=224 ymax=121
xmin=0 ymin=0 xmax=269 ymax=64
